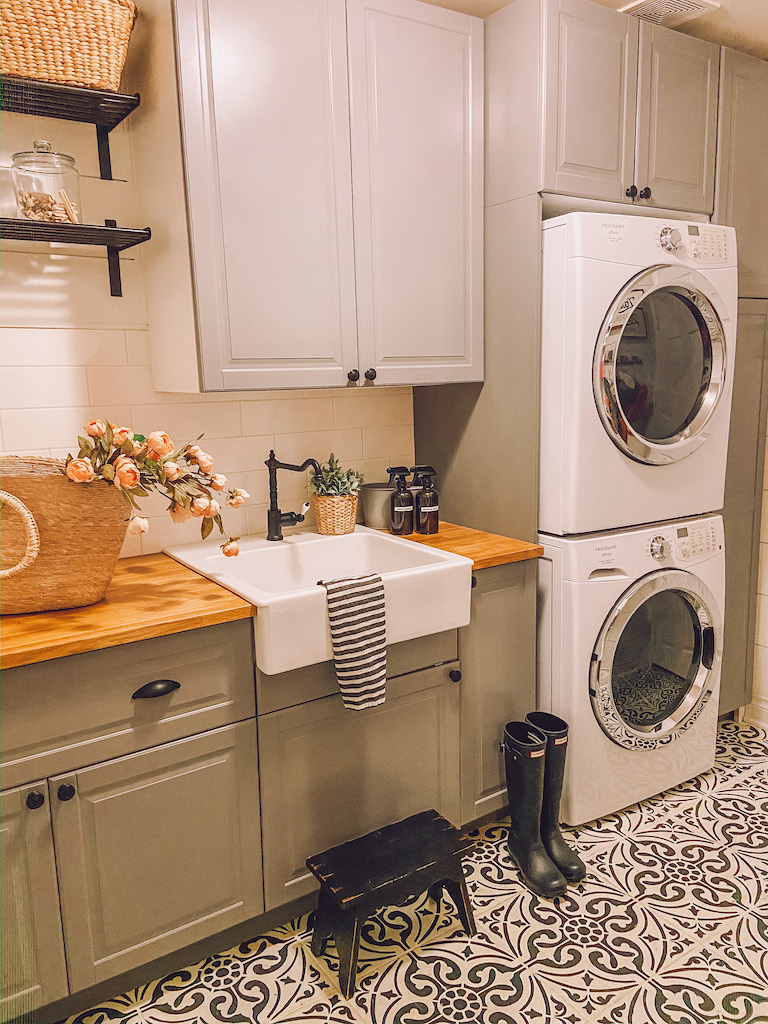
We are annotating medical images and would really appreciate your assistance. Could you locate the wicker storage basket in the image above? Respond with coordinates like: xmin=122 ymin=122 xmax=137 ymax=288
xmin=0 ymin=456 xmax=129 ymax=615
xmin=311 ymin=493 xmax=358 ymax=536
xmin=0 ymin=0 xmax=137 ymax=92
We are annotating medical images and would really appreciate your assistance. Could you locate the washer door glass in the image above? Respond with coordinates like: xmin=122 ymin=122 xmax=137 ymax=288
xmin=590 ymin=570 xmax=721 ymax=749
xmin=594 ymin=266 xmax=727 ymax=465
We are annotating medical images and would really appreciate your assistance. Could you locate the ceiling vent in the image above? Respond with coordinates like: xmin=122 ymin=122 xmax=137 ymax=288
xmin=619 ymin=0 xmax=720 ymax=26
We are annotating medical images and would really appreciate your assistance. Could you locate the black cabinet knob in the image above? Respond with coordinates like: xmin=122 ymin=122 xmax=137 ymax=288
xmin=132 ymin=679 xmax=181 ymax=700
xmin=639 ymin=186 xmax=652 ymax=200
xmin=449 ymin=669 xmax=462 ymax=682
xmin=26 ymin=791 xmax=45 ymax=810
xmin=364 ymin=368 xmax=377 ymax=381
xmin=625 ymin=185 xmax=638 ymax=199
xmin=57 ymin=784 xmax=76 ymax=802
xmin=347 ymin=369 xmax=360 ymax=382
xmin=471 ymin=576 xmax=478 ymax=589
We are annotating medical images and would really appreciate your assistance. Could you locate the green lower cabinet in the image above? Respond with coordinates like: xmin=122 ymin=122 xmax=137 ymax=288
xmin=458 ymin=560 xmax=538 ymax=825
xmin=0 ymin=785 xmax=68 ymax=1023
xmin=258 ymin=662 xmax=462 ymax=911
xmin=50 ymin=721 xmax=263 ymax=994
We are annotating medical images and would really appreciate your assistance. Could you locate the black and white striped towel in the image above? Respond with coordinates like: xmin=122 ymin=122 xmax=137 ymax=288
xmin=318 ymin=574 xmax=387 ymax=711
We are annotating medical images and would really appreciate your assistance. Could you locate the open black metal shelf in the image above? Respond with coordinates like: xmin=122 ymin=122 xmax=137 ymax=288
xmin=0 ymin=76 xmax=140 ymax=180
xmin=1 ymin=218 xmax=151 ymax=297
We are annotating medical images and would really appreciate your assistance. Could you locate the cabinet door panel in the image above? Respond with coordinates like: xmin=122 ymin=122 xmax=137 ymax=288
xmin=51 ymin=722 xmax=262 ymax=992
xmin=175 ymin=0 xmax=358 ymax=389
xmin=544 ymin=0 xmax=638 ymax=202
xmin=715 ymin=49 xmax=768 ymax=297
xmin=348 ymin=0 xmax=483 ymax=384
xmin=635 ymin=24 xmax=718 ymax=214
xmin=458 ymin=562 xmax=537 ymax=824
xmin=0 ymin=786 xmax=68 ymax=1022
xmin=259 ymin=664 xmax=460 ymax=909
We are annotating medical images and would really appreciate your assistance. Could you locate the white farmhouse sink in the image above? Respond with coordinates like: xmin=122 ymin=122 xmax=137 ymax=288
xmin=165 ymin=527 xmax=472 ymax=674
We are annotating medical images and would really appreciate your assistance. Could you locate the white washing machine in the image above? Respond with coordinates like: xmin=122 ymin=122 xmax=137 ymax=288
xmin=537 ymin=515 xmax=725 ymax=826
xmin=540 ymin=212 xmax=737 ymax=535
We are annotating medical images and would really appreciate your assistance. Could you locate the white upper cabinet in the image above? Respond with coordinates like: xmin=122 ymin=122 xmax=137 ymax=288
xmin=715 ymin=48 xmax=768 ymax=298
xmin=348 ymin=0 xmax=484 ymax=386
xmin=156 ymin=0 xmax=482 ymax=391
xmin=487 ymin=0 xmax=719 ymax=214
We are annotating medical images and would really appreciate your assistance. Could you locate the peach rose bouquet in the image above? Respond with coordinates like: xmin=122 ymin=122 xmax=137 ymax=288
xmin=65 ymin=421 xmax=248 ymax=553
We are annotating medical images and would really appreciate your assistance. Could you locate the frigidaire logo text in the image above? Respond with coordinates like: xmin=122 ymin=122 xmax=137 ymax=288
xmin=595 ymin=544 xmax=617 ymax=552
xmin=601 ymin=222 xmax=624 ymax=229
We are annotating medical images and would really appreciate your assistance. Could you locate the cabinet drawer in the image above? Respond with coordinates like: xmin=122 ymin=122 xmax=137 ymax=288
xmin=1 ymin=621 xmax=255 ymax=789
xmin=256 ymin=629 xmax=458 ymax=714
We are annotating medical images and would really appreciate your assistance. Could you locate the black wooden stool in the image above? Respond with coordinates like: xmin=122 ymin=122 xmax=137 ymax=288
xmin=306 ymin=809 xmax=476 ymax=998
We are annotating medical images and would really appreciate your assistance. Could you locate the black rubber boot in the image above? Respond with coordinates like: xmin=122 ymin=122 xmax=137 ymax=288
xmin=525 ymin=711 xmax=587 ymax=884
xmin=503 ymin=721 xmax=568 ymax=899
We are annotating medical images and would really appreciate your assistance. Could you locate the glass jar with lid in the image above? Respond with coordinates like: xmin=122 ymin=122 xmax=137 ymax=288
xmin=11 ymin=140 xmax=82 ymax=224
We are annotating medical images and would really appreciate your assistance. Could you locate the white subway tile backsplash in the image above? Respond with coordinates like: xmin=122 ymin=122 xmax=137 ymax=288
xmin=0 ymin=365 xmax=89 ymax=410
xmin=277 ymin=429 xmax=364 ymax=465
xmin=0 ymin=405 xmax=131 ymax=452
xmin=126 ymin=330 xmax=151 ymax=366
xmin=362 ymin=424 xmax=415 ymax=461
xmin=87 ymin=364 xmax=201 ymax=407
xmin=129 ymin=402 xmax=242 ymax=441
xmin=0 ymin=327 xmax=128 ymax=366
xmin=0 ymin=250 xmax=147 ymax=329
xmin=241 ymin=398 xmax=335 ymax=436
xmin=196 ymin=435 xmax=275 ymax=475
xmin=333 ymin=390 xmax=413 ymax=429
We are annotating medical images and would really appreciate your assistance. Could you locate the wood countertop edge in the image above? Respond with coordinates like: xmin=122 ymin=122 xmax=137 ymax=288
xmin=1 ymin=524 xmax=539 ymax=669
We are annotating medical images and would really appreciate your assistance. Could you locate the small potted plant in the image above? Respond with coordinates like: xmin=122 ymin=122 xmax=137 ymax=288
xmin=310 ymin=453 xmax=364 ymax=535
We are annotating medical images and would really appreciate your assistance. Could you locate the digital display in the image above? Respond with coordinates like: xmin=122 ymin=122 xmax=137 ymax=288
xmin=677 ymin=527 xmax=688 ymax=538
xmin=688 ymin=226 xmax=700 ymax=236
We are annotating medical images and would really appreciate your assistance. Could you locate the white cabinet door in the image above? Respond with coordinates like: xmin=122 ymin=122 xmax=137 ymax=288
xmin=347 ymin=0 xmax=483 ymax=385
xmin=177 ymin=0 xmax=359 ymax=390
xmin=635 ymin=24 xmax=719 ymax=214
xmin=716 ymin=49 xmax=768 ymax=298
xmin=543 ymin=0 xmax=638 ymax=203
xmin=0 ymin=785 xmax=68 ymax=1022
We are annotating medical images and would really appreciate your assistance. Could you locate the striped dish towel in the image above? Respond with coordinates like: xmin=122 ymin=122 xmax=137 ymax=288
xmin=318 ymin=574 xmax=387 ymax=710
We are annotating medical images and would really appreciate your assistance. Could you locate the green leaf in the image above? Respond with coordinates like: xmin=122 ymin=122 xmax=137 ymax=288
xmin=121 ymin=438 xmax=134 ymax=456
xmin=105 ymin=422 xmax=114 ymax=448
xmin=201 ymin=517 xmax=214 ymax=540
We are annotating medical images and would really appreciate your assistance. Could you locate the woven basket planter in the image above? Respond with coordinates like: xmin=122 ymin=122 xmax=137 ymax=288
xmin=0 ymin=0 xmax=137 ymax=91
xmin=311 ymin=493 xmax=358 ymax=536
xmin=0 ymin=456 xmax=129 ymax=615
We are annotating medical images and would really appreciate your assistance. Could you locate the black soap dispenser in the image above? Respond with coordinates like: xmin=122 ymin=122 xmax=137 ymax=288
xmin=412 ymin=465 xmax=439 ymax=535
xmin=387 ymin=466 xmax=414 ymax=536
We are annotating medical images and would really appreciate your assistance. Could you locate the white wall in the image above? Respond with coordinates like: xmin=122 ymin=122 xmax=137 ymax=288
xmin=0 ymin=111 xmax=415 ymax=558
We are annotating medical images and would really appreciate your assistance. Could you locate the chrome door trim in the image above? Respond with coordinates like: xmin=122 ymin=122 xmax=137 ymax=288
xmin=593 ymin=265 xmax=727 ymax=465
xmin=589 ymin=569 xmax=722 ymax=749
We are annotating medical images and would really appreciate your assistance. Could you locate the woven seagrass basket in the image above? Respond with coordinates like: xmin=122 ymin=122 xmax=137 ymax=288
xmin=0 ymin=0 xmax=137 ymax=91
xmin=0 ymin=456 xmax=129 ymax=615
xmin=311 ymin=493 xmax=358 ymax=536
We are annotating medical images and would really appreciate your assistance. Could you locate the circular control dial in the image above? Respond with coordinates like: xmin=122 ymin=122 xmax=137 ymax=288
xmin=660 ymin=227 xmax=682 ymax=253
xmin=649 ymin=536 xmax=670 ymax=560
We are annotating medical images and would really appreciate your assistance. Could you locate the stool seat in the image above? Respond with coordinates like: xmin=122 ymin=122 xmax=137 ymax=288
xmin=306 ymin=809 xmax=476 ymax=998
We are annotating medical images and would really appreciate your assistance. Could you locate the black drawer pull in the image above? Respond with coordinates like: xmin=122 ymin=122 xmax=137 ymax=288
xmin=26 ymin=791 xmax=45 ymax=810
xmin=58 ymin=784 xmax=76 ymax=802
xmin=132 ymin=679 xmax=181 ymax=700
xmin=449 ymin=669 xmax=462 ymax=682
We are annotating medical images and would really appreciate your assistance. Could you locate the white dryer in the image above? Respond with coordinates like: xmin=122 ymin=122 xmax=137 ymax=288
xmin=537 ymin=515 xmax=725 ymax=826
xmin=540 ymin=212 xmax=737 ymax=535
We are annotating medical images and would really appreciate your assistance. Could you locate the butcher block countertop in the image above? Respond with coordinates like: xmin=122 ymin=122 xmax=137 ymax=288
xmin=0 ymin=554 xmax=256 ymax=670
xmin=0 ymin=524 xmax=541 ymax=669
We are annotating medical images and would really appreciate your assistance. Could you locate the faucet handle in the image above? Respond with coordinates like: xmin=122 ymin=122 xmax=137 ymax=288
xmin=300 ymin=501 xmax=310 ymax=516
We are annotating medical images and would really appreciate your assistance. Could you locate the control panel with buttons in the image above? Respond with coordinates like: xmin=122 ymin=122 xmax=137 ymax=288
xmin=687 ymin=224 xmax=729 ymax=264
xmin=674 ymin=519 xmax=719 ymax=562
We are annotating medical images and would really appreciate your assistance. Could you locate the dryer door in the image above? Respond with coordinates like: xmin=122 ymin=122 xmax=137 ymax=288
xmin=590 ymin=569 xmax=722 ymax=749
xmin=593 ymin=266 xmax=728 ymax=465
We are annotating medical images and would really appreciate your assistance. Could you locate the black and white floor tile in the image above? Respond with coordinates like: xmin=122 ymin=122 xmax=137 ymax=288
xmin=62 ymin=721 xmax=768 ymax=1024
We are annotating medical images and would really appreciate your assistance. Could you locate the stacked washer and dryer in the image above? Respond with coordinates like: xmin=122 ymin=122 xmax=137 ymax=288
xmin=537 ymin=212 xmax=738 ymax=826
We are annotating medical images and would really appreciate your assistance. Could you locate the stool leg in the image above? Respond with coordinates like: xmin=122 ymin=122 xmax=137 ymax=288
xmin=441 ymin=872 xmax=476 ymax=937
xmin=311 ymin=887 xmax=336 ymax=957
xmin=427 ymin=881 xmax=444 ymax=906
xmin=335 ymin=913 xmax=362 ymax=999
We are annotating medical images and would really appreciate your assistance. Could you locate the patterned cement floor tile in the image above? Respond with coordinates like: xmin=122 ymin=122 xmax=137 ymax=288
xmin=61 ymin=723 xmax=768 ymax=1024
